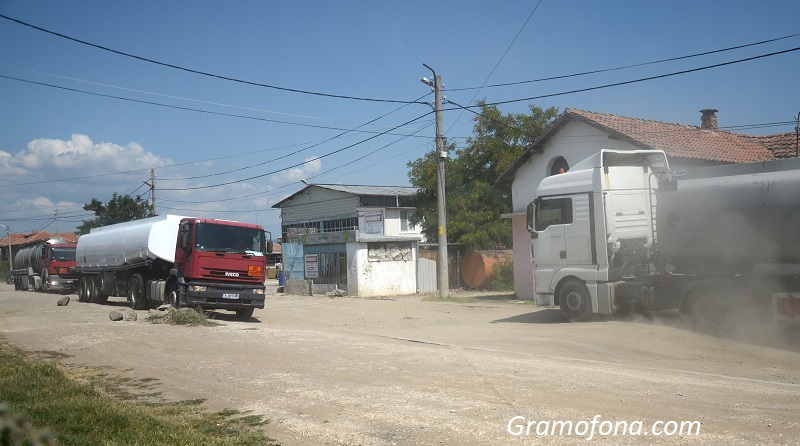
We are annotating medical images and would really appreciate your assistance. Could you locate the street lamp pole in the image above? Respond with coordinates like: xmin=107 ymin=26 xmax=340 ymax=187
xmin=0 ymin=224 xmax=11 ymax=272
xmin=421 ymin=64 xmax=449 ymax=298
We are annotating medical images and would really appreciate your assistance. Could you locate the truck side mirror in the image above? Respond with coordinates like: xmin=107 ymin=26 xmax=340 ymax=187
xmin=526 ymin=202 xmax=538 ymax=238
xmin=266 ymin=240 xmax=274 ymax=254
xmin=180 ymin=226 xmax=192 ymax=252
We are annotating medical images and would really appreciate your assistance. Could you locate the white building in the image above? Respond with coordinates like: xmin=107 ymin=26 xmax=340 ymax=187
xmin=497 ymin=108 xmax=785 ymax=300
xmin=272 ymin=184 xmax=426 ymax=297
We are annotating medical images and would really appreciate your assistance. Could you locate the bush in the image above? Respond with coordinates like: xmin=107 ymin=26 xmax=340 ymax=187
xmin=488 ymin=258 xmax=514 ymax=291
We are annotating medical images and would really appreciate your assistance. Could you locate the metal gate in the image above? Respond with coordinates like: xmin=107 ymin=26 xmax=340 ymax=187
xmin=417 ymin=257 xmax=437 ymax=294
xmin=304 ymin=244 xmax=347 ymax=291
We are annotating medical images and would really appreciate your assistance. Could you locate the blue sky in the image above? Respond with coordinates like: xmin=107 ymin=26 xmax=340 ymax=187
xmin=1 ymin=0 xmax=798 ymax=238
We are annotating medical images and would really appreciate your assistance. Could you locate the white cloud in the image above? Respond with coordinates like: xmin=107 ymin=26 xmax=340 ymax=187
xmin=271 ymin=156 xmax=322 ymax=184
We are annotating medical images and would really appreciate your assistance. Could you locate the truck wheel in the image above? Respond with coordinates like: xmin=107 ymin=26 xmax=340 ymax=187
xmin=235 ymin=308 xmax=254 ymax=320
xmin=129 ymin=275 xmax=147 ymax=310
xmin=559 ymin=279 xmax=593 ymax=322
xmin=166 ymin=281 xmax=180 ymax=307
xmin=94 ymin=276 xmax=108 ymax=304
xmin=42 ymin=272 xmax=50 ymax=291
xmin=77 ymin=277 xmax=87 ymax=302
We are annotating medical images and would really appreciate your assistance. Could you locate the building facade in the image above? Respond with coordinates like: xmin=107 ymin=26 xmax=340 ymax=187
xmin=273 ymin=184 xmax=425 ymax=296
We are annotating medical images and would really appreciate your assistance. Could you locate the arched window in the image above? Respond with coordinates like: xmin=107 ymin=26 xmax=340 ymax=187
xmin=549 ymin=156 xmax=569 ymax=176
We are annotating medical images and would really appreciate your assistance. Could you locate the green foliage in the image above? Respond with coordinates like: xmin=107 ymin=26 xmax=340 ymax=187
xmin=407 ymin=101 xmax=558 ymax=250
xmin=0 ymin=340 xmax=276 ymax=445
xmin=146 ymin=307 xmax=220 ymax=326
xmin=488 ymin=258 xmax=514 ymax=292
xmin=76 ymin=193 xmax=154 ymax=235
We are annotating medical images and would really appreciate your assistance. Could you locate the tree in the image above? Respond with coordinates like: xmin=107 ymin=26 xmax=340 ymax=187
xmin=76 ymin=193 xmax=154 ymax=235
xmin=407 ymin=101 xmax=558 ymax=251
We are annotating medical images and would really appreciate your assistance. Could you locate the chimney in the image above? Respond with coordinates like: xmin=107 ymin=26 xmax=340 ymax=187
xmin=700 ymin=109 xmax=718 ymax=130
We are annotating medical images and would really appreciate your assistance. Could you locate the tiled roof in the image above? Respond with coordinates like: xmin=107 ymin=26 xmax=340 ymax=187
xmin=567 ymin=109 xmax=776 ymax=164
xmin=0 ymin=231 xmax=78 ymax=247
xmin=750 ymin=132 xmax=797 ymax=158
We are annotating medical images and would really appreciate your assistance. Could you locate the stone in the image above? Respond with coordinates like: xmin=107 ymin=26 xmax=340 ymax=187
xmin=109 ymin=311 xmax=124 ymax=321
xmin=56 ymin=296 xmax=70 ymax=306
xmin=123 ymin=311 xmax=138 ymax=321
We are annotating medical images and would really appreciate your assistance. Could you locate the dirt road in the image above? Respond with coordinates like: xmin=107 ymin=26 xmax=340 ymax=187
xmin=1 ymin=283 xmax=799 ymax=445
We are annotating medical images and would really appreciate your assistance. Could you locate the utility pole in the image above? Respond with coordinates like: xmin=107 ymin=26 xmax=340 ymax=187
xmin=55 ymin=209 xmax=60 ymax=237
xmin=143 ymin=169 xmax=157 ymax=215
xmin=421 ymin=64 xmax=449 ymax=298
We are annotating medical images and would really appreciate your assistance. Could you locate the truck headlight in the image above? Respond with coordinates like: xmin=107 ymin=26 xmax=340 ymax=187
xmin=190 ymin=285 xmax=207 ymax=292
xmin=254 ymin=289 xmax=264 ymax=294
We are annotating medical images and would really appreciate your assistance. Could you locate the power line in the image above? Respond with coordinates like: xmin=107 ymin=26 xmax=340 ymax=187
xmin=473 ymin=45 xmax=800 ymax=107
xmin=0 ymin=74 xmax=434 ymax=138
xmin=448 ymin=32 xmax=800 ymax=92
xmin=158 ymin=92 xmax=433 ymax=182
xmin=158 ymin=111 xmax=434 ymax=191
xmin=0 ymin=13 xmax=424 ymax=105
xmin=445 ymin=0 xmax=543 ymax=136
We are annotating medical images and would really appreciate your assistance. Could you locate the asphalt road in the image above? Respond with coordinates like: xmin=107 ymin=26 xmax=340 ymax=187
xmin=1 ymin=283 xmax=799 ymax=445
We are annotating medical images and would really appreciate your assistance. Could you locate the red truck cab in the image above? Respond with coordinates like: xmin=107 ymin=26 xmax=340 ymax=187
xmin=171 ymin=218 xmax=272 ymax=318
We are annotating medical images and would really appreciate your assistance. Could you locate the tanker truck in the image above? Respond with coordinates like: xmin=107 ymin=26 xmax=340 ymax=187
xmin=11 ymin=238 xmax=78 ymax=292
xmin=75 ymin=214 xmax=273 ymax=320
xmin=526 ymin=148 xmax=800 ymax=325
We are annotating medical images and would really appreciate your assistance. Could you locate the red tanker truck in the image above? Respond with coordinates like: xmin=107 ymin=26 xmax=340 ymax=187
xmin=74 ymin=214 xmax=272 ymax=320
xmin=11 ymin=238 xmax=78 ymax=292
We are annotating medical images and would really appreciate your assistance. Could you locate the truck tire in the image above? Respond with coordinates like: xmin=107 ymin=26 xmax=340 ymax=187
xmin=235 ymin=308 xmax=254 ymax=320
xmin=166 ymin=281 xmax=181 ymax=307
xmin=85 ymin=276 xmax=99 ymax=303
xmin=559 ymin=279 xmax=593 ymax=322
xmin=77 ymin=277 xmax=88 ymax=302
xmin=129 ymin=275 xmax=147 ymax=310
xmin=42 ymin=271 xmax=50 ymax=292
xmin=94 ymin=276 xmax=108 ymax=304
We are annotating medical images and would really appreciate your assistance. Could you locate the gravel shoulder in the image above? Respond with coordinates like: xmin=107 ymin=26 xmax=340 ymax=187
xmin=1 ymin=283 xmax=799 ymax=445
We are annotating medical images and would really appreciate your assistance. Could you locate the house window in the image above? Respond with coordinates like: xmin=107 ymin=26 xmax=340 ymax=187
xmin=550 ymin=157 xmax=570 ymax=176
xmin=400 ymin=211 xmax=416 ymax=232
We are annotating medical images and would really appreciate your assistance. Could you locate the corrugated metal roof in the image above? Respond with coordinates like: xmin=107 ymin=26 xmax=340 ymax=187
xmin=314 ymin=184 xmax=418 ymax=196
xmin=272 ymin=183 xmax=418 ymax=208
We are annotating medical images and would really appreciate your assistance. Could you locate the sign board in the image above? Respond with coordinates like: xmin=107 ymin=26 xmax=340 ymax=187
xmin=304 ymin=254 xmax=319 ymax=279
xmin=363 ymin=212 xmax=384 ymax=235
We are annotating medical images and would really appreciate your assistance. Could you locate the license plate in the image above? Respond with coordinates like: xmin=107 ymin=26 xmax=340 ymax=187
xmin=222 ymin=293 xmax=240 ymax=299
xmin=59 ymin=268 xmax=68 ymax=274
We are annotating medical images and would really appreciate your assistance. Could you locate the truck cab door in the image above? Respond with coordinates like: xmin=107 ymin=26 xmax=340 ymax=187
xmin=532 ymin=196 xmax=571 ymax=293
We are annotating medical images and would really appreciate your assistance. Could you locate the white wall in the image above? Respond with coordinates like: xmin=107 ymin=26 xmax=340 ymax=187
xmin=347 ymin=241 xmax=418 ymax=296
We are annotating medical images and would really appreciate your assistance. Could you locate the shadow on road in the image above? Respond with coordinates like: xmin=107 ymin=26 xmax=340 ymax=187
xmin=491 ymin=309 xmax=567 ymax=324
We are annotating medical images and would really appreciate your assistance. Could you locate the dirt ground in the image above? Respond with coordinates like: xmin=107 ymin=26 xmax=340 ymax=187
xmin=1 ymin=282 xmax=799 ymax=445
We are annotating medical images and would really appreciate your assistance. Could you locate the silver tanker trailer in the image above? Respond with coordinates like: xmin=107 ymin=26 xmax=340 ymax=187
xmin=11 ymin=237 xmax=78 ymax=292
xmin=75 ymin=214 xmax=270 ymax=319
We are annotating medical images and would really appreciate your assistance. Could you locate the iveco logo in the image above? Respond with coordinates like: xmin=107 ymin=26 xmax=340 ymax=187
xmin=225 ymin=272 xmax=240 ymax=277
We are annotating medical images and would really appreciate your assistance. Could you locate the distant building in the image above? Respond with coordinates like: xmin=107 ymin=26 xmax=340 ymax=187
xmin=272 ymin=184 xmax=427 ymax=296
xmin=497 ymin=108 xmax=793 ymax=299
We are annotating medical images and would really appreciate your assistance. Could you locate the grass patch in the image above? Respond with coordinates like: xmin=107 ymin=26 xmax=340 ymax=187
xmin=0 ymin=339 xmax=278 ymax=445
xmin=146 ymin=307 xmax=221 ymax=326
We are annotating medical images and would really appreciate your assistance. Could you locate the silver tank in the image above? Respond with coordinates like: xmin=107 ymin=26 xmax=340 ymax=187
xmin=657 ymin=157 xmax=800 ymax=272
xmin=14 ymin=238 xmax=67 ymax=273
xmin=76 ymin=215 xmax=190 ymax=268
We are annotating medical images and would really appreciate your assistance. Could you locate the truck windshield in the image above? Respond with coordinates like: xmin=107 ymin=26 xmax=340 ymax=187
xmin=51 ymin=247 xmax=76 ymax=261
xmin=195 ymin=223 xmax=266 ymax=256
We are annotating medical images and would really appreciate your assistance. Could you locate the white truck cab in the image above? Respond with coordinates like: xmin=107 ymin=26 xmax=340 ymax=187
xmin=527 ymin=149 xmax=670 ymax=321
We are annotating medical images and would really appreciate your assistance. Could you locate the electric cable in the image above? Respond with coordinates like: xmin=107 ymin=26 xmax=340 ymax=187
xmin=0 ymin=13 xmax=425 ymax=104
